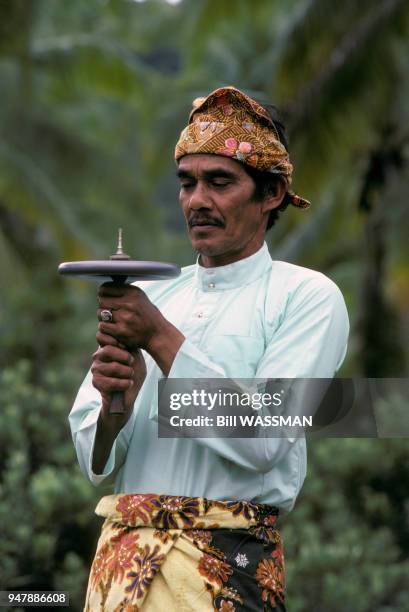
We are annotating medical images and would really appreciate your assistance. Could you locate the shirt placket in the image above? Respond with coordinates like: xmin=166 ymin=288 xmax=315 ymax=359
xmin=181 ymin=287 xmax=220 ymax=345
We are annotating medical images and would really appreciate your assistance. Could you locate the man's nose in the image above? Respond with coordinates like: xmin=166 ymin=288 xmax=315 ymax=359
xmin=188 ymin=183 xmax=212 ymax=210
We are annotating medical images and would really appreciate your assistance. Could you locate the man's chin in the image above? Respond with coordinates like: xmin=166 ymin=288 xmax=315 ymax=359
xmin=189 ymin=229 xmax=222 ymax=251
xmin=191 ymin=237 xmax=222 ymax=256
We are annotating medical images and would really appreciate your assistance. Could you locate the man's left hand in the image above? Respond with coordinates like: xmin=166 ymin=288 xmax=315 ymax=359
xmin=97 ymin=283 xmax=185 ymax=375
xmin=98 ymin=283 xmax=165 ymax=351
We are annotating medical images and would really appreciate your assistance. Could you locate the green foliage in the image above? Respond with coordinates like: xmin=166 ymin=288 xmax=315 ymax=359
xmin=283 ymin=437 xmax=409 ymax=610
xmin=0 ymin=361 xmax=99 ymax=606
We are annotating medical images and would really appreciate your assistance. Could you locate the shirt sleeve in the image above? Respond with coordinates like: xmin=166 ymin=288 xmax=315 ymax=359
xmin=68 ymin=370 xmax=135 ymax=486
xmin=164 ymin=274 xmax=349 ymax=473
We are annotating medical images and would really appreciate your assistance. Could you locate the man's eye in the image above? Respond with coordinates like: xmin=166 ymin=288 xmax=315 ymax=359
xmin=211 ymin=180 xmax=231 ymax=187
xmin=180 ymin=182 xmax=195 ymax=189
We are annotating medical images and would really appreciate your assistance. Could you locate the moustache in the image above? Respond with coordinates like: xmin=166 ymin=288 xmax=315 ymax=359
xmin=188 ymin=215 xmax=224 ymax=228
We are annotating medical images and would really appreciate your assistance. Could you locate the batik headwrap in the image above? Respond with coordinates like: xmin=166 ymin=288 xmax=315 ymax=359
xmin=175 ymin=85 xmax=310 ymax=209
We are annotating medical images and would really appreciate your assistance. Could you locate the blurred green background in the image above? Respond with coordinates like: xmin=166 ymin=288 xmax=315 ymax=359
xmin=1 ymin=0 xmax=408 ymax=610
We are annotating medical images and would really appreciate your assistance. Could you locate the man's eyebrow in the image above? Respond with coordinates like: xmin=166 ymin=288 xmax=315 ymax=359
xmin=176 ymin=169 xmax=193 ymax=179
xmin=176 ymin=168 xmax=238 ymax=180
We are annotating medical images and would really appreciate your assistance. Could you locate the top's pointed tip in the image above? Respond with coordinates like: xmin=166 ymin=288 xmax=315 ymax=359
xmin=110 ymin=227 xmax=130 ymax=260
xmin=117 ymin=228 xmax=124 ymax=254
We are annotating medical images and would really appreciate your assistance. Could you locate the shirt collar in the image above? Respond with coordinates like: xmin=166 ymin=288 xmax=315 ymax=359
xmin=194 ymin=242 xmax=272 ymax=291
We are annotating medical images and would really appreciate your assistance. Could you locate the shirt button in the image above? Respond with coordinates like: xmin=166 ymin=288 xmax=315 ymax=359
xmin=197 ymin=312 xmax=203 ymax=318
xmin=208 ymin=283 xmax=215 ymax=289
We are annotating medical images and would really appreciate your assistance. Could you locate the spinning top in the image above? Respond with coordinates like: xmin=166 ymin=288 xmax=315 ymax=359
xmin=59 ymin=229 xmax=181 ymax=414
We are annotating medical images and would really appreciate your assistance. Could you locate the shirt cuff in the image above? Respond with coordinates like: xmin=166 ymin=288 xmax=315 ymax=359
xmin=148 ymin=339 xmax=226 ymax=422
xmin=168 ymin=338 xmax=225 ymax=378
xmin=76 ymin=406 xmax=118 ymax=485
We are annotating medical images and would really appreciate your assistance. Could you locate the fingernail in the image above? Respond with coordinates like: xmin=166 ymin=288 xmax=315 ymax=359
xmin=128 ymin=381 xmax=133 ymax=389
xmin=129 ymin=355 xmax=134 ymax=365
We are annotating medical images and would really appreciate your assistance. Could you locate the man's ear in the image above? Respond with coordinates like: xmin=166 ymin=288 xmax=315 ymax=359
xmin=261 ymin=180 xmax=287 ymax=213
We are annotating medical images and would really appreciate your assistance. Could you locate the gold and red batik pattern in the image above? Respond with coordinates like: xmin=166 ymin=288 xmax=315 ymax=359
xmin=175 ymin=86 xmax=310 ymax=210
xmin=85 ymin=493 xmax=286 ymax=611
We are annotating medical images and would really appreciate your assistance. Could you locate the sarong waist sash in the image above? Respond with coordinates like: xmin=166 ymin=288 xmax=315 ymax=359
xmin=85 ymin=493 xmax=286 ymax=611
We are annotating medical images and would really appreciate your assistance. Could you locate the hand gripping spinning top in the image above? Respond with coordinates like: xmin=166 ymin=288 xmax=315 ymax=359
xmin=58 ymin=229 xmax=180 ymax=414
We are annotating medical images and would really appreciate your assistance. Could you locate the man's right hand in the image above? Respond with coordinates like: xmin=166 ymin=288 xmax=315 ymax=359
xmin=91 ymin=332 xmax=146 ymax=474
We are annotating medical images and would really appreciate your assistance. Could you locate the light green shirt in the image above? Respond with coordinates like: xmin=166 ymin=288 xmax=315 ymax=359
xmin=69 ymin=243 xmax=349 ymax=512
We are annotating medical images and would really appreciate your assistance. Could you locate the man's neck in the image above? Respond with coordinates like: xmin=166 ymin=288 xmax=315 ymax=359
xmin=198 ymin=238 xmax=265 ymax=268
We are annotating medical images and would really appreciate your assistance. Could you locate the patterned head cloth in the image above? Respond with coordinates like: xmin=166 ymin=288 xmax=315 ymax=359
xmin=175 ymin=86 xmax=310 ymax=209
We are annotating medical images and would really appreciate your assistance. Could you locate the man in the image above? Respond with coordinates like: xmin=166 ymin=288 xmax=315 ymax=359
xmin=69 ymin=86 xmax=349 ymax=611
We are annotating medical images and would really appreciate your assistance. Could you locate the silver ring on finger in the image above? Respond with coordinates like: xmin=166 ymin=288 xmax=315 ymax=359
xmin=100 ymin=309 xmax=114 ymax=323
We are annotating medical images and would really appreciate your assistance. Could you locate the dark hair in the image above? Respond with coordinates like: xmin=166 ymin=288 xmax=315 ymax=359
xmin=244 ymin=102 xmax=291 ymax=231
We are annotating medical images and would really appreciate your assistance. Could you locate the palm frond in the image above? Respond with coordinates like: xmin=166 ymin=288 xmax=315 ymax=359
xmin=0 ymin=141 xmax=100 ymax=253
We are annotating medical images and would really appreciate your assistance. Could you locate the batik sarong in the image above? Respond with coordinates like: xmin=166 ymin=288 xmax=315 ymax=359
xmin=85 ymin=493 xmax=286 ymax=611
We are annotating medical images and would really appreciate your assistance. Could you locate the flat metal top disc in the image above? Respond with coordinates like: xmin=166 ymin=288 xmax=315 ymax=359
xmin=58 ymin=260 xmax=181 ymax=283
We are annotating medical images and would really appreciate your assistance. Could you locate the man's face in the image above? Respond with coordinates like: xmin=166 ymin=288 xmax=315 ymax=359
xmin=178 ymin=154 xmax=274 ymax=267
